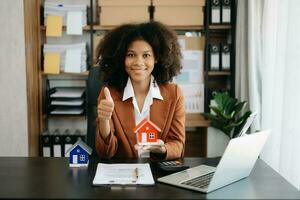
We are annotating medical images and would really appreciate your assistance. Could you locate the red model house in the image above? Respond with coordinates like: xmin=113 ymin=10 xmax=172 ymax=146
xmin=133 ymin=118 xmax=162 ymax=145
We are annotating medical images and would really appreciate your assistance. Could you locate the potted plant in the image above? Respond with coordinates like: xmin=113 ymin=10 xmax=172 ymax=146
xmin=203 ymin=91 xmax=252 ymax=157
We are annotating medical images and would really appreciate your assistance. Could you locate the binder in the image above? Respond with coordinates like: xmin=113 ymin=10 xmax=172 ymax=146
xmin=41 ymin=131 xmax=52 ymax=157
xmin=221 ymin=0 xmax=231 ymax=24
xmin=209 ymin=44 xmax=220 ymax=71
xmin=210 ymin=0 xmax=221 ymax=24
xmin=63 ymin=129 xmax=74 ymax=157
xmin=221 ymin=43 xmax=231 ymax=70
xmin=52 ymin=129 xmax=63 ymax=157
xmin=74 ymin=129 xmax=86 ymax=143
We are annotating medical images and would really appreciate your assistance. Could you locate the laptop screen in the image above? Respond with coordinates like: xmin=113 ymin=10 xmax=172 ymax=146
xmin=236 ymin=111 xmax=257 ymax=137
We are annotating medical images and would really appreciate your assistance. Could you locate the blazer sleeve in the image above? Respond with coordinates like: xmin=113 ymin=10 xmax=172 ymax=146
xmin=164 ymin=85 xmax=186 ymax=160
xmin=95 ymin=87 xmax=118 ymax=158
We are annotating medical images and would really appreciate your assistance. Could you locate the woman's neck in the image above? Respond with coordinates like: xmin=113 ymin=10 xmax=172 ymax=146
xmin=131 ymin=77 xmax=151 ymax=97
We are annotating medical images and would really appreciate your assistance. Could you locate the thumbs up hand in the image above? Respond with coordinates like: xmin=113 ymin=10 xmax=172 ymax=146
xmin=98 ymin=87 xmax=114 ymax=122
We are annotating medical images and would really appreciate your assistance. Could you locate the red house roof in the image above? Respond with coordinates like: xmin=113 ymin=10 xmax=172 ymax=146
xmin=133 ymin=118 xmax=162 ymax=133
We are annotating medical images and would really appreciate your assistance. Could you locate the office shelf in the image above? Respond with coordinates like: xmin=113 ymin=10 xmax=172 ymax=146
xmin=42 ymin=71 xmax=89 ymax=77
xmin=207 ymin=71 xmax=231 ymax=76
xmin=40 ymin=25 xmax=92 ymax=31
xmin=208 ymin=25 xmax=232 ymax=30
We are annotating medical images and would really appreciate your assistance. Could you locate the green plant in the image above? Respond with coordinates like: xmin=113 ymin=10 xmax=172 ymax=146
xmin=203 ymin=91 xmax=252 ymax=138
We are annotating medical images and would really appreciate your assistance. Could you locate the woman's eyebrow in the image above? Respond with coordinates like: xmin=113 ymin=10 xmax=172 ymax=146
xmin=126 ymin=50 xmax=152 ymax=53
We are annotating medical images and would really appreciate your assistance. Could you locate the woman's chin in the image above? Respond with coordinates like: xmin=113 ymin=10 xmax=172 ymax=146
xmin=130 ymin=76 xmax=149 ymax=84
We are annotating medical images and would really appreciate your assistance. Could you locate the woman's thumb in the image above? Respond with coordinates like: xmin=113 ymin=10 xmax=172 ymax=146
xmin=104 ymin=87 xmax=112 ymax=101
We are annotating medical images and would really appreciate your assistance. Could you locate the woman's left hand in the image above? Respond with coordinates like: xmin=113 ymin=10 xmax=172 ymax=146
xmin=134 ymin=139 xmax=166 ymax=154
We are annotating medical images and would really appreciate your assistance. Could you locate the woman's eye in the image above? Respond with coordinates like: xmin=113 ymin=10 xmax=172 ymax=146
xmin=126 ymin=53 xmax=135 ymax=57
xmin=143 ymin=54 xmax=151 ymax=58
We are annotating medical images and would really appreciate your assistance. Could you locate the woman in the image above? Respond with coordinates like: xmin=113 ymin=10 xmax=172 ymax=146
xmin=95 ymin=21 xmax=185 ymax=160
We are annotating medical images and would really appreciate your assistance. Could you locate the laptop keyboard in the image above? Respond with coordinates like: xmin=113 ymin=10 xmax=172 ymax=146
xmin=181 ymin=172 xmax=215 ymax=189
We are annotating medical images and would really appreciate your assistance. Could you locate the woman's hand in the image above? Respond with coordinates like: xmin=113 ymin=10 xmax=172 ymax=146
xmin=97 ymin=87 xmax=114 ymax=140
xmin=134 ymin=139 xmax=166 ymax=154
xmin=98 ymin=87 xmax=114 ymax=121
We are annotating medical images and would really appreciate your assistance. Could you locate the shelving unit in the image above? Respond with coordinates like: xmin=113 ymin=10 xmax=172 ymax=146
xmin=24 ymin=0 xmax=236 ymax=157
xmin=37 ymin=0 xmax=96 ymax=157
xmin=204 ymin=0 xmax=236 ymax=112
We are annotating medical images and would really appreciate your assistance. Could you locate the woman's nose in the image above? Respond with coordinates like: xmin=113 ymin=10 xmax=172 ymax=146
xmin=134 ymin=56 xmax=144 ymax=66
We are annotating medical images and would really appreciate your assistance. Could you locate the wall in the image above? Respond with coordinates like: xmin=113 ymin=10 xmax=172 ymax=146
xmin=0 ymin=0 xmax=28 ymax=156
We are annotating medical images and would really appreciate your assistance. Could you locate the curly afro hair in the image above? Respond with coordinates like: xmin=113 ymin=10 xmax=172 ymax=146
xmin=95 ymin=21 xmax=182 ymax=92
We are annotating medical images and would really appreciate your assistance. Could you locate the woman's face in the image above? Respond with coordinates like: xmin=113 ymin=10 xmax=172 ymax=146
xmin=125 ymin=39 xmax=155 ymax=85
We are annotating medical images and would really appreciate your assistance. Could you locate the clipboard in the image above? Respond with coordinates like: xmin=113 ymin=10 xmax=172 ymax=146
xmin=92 ymin=163 xmax=155 ymax=186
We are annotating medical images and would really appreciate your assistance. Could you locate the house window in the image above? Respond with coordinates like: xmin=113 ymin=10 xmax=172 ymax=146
xmin=149 ymin=132 xmax=155 ymax=139
xmin=79 ymin=155 xmax=85 ymax=161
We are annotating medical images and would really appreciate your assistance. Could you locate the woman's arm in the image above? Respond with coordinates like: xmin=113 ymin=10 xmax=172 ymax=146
xmin=95 ymin=87 xmax=118 ymax=158
xmin=163 ymin=86 xmax=185 ymax=160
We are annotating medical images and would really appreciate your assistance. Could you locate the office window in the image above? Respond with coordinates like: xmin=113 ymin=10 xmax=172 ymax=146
xmin=149 ymin=132 xmax=155 ymax=139
xmin=80 ymin=155 xmax=85 ymax=161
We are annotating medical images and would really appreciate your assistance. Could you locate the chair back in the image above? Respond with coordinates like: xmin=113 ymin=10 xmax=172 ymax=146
xmin=86 ymin=66 xmax=102 ymax=156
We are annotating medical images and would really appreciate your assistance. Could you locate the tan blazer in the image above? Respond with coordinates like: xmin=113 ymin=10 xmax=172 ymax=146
xmin=95 ymin=83 xmax=185 ymax=160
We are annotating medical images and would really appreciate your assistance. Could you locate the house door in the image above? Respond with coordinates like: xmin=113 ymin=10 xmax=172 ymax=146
xmin=142 ymin=132 xmax=147 ymax=143
xmin=73 ymin=155 xmax=78 ymax=164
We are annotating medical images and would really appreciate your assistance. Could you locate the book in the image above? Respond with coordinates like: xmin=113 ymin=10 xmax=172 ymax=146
xmin=93 ymin=163 xmax=155 ymax=186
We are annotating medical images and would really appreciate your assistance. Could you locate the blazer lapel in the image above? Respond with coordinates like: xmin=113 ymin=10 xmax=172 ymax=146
xmin=114 ymin=99 xmax=136 ymax=146
xmin=150 ymin=98 xmax=171 ymax=138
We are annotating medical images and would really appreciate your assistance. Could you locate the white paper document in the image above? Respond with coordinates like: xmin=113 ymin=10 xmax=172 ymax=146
xmin=65 ymin=48 xmax=82 ymax=73
xmin=93 ymin=163 xmax=155 ymax=185
xmin=43 ymin=42 xmax=87 ymax=73
xmin=66 ymin=11 xmax=83 ymax=35
xmin=180 ymin=84 xmax=204 ymax=113
xmin=50 ymin=107 xmax=84 ymax=115
xmin=44 ymin=1 xmax=87 ymax=26
xmin=50 ymin=88 xmax=85 ymax=98
xmin=51 ymin=99 xmax=84 ymax=106
xmin=177 ymin=50 xmax=203 ymax=84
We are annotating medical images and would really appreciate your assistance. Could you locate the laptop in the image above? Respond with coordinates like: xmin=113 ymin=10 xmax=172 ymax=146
xmin=157 ymin=130 xmax=270 ymax=193
xmin=236 ymin=111 xmax=257 ymax=137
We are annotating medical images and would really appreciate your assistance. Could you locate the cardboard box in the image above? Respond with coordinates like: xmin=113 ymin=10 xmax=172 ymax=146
xmin=98 ymin=0 xmax=150 ymax=26
xmin=153 ymin=0 xmax=205 ymax=26
xmin=178 ymin=35 xmax=205 ymax=51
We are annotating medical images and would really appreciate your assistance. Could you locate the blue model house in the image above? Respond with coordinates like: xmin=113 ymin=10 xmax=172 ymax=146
xmin=66 ymin=139 xmax=92 ymax=167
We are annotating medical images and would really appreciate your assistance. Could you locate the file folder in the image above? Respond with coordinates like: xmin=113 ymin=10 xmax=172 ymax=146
xmin=44 ymin=53 xmax=60 ymax=74
xmin=210 ymin=0 xmax=221 ymax=24
xmin=46 ymin=15 xmax=63 ymax=37
xmin=63 ymin=129 xmax=75 ymax=157
xmin=52 ymin=129 xmax=63 ymax=157
xmin=74 ymin=129 xmax=86 ymax=143
xmin=221 ymin=0 xmax=231 ymax=24
xmin=221 ymin=43 xmax=231 ymax=70
xmin=41 ymin=131 xmax=52 ymax=157
xmin=209 ymin=44 xmax=220 ymax=71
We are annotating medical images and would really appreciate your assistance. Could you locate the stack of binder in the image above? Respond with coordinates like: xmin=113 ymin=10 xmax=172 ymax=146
xmin=43 ymin=43 xmax=87 ymax=73
xmin=48 ymin=87 xmax=86 ymax=115
xmin=44 ymin=1 xmax=88 ymax=26
xmin=208 ymin=43 xmax=231 ymax=71
xmin=210 ymin=0 xmax=232 ymax=25
xmin=40 ymin=129 xmax=86 ymax=157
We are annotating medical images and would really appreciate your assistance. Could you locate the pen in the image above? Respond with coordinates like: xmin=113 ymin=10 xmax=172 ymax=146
xmin=133 ymin=168 xmax=139 ymax=182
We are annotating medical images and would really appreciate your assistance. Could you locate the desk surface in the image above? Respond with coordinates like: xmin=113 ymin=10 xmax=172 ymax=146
xmin=0 ymin=157 xmax=299 ymax=199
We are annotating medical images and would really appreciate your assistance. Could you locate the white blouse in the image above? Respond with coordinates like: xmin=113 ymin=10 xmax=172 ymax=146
xmin=122 ymin=75 xmax=163 ymax=125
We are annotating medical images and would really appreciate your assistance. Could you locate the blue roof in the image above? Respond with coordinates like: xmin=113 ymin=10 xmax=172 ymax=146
xmin=66 ymin=139 xmax=92 ymax=155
